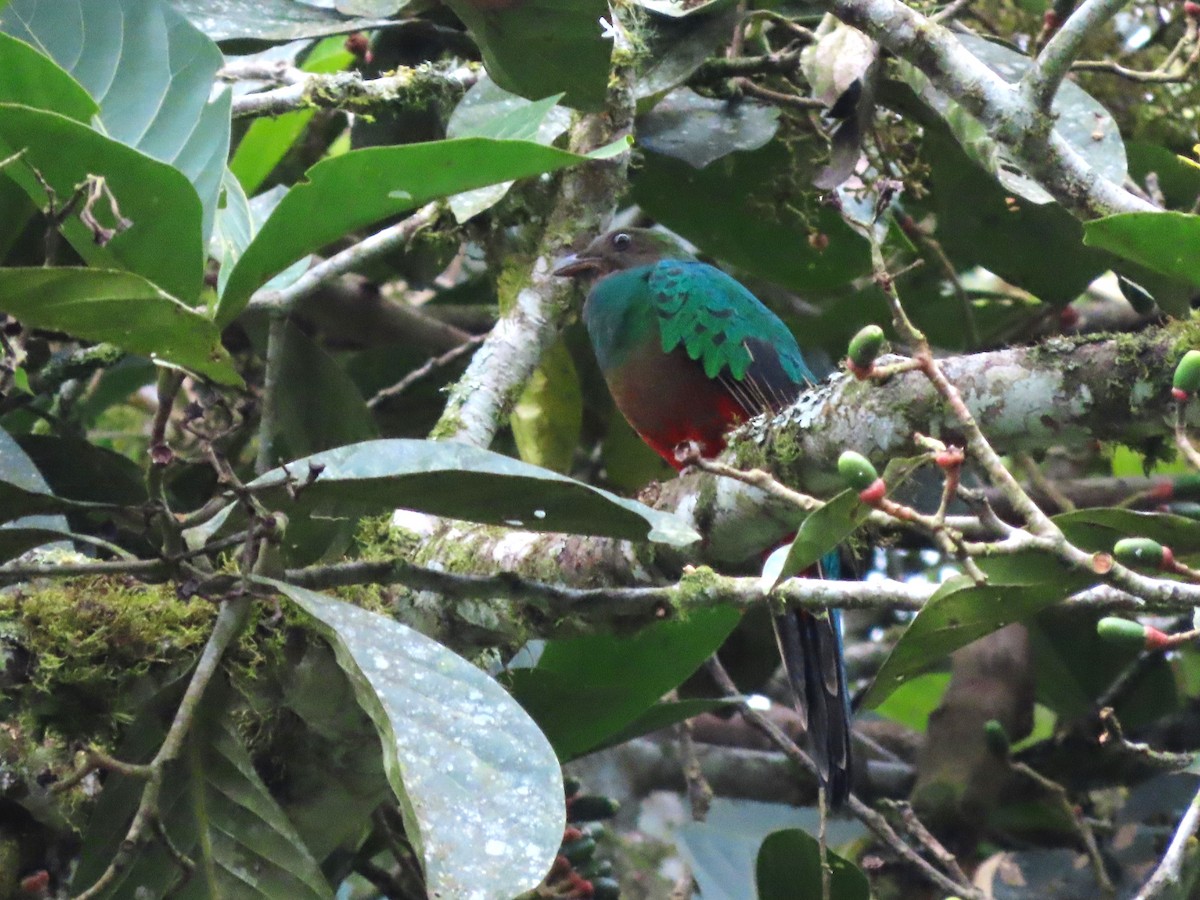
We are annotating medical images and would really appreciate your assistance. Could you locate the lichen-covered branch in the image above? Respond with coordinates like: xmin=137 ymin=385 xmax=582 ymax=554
xmin=229 ymin=63 xmax=480 ymax=119
xmin=823 ymin=0 xmax=1155 ymax=217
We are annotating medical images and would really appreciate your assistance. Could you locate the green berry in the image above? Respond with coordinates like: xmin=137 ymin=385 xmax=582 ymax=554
xmin=838 ymin=450 xmax=879 ymax=492
xmin=1173 ymin=350 xmax=1200 ymax=398
xmin=593 ymin=877 xmax=621 ymax=900
xmin=561 ymin=836 xmax=596 ymax=866
xmin=848 ymin=325 xmax=886 ymax=372
xmin=1113 ymin=537 xmax=1168 ymax=569
xmin=1097 ymin=616 xmax=1149 ymax=649
xmin=569 ymin=795 xmax=620 ymax=822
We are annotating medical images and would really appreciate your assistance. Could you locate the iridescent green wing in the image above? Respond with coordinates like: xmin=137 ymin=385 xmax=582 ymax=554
xmin=649 ymin=260 xmax=814 ymax=414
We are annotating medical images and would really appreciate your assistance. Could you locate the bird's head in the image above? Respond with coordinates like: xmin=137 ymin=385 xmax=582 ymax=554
xmin=553 ymin=227 xmax=694 ymax=279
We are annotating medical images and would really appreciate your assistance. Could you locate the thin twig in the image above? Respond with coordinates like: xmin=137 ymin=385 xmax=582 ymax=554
xmin=1022 ymin=0 xmax=1133 ymax=111
xmin=368 ymin=334 xmax=486 ymax=410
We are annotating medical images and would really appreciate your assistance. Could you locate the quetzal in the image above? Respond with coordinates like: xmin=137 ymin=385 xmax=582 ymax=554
xmin=554 ymin=228 xmax=852 ymax=805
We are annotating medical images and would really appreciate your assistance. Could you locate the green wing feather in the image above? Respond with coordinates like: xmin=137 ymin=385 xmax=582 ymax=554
xmin=649 ymin=260 xmax=814 ymax=390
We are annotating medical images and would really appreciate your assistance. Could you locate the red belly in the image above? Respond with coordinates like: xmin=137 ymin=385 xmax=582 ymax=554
xmin=605 ymin=344 xmax=745 ymax=471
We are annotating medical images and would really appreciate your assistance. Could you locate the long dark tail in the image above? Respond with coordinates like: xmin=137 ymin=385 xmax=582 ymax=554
xmin=772 ymin=597 xmax=852 ymax=806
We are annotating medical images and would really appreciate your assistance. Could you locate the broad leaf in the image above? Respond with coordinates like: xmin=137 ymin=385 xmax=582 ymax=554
xmin=861 ymin=568 xmax=1092 ymax=708
xmin=1055 ymin=507 xmax=1200 ymax=553
xmin=169 ymin=0 xmax=394 ymax=40
xmin=446 ymin=77 xmax=570 ymax=221
xmin=506 ymin=605 xmax=741 ymax=760
xmin=635 ymin=0 xmax=732 ymax=15
xmin=756 ymin=829 xmax=870 ymax=900
xmin=0 ymin=31 xmax=96 ymax=121
xmin=270 ymin=581 xmax=564 ymax=900
xmin=1 ymin=0 xmax=231 ymax=241
xmin=0 ymin=104 xmax=205 ymax=305
xmin=638 ymin=87 xmax=779 ymax=169
xmin=0 ymin=268 xmax=240 ymax=386
xmin=72 ymin=675 xmax=333 ymax=900
xmin=0 ymin=425 xmax=68 ymax=555
xmin=1084 ymin=212 xmax=1200 ymax=290
xmin=440 ymin=0 xmax=609 ymax=110
xmin=217 ymin=136 xmax=629 ymax=325
xmin=763 ymin=489 xmax=870 ymax=591
xmin=186 ymin=438 xmax=699 ymax=563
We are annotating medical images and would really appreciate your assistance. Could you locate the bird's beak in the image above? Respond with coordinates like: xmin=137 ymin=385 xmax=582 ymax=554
xmin=552 ymin=253 xmax=603 ymax=277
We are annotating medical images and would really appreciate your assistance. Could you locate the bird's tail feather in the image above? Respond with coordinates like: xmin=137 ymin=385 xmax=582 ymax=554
xmin=772 ymin=605 xmax=852 ymax=806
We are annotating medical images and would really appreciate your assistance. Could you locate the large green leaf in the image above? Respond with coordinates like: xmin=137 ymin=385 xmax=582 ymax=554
xmin=217 ymin=136 xmax=628 ymax=325
xmin=861 ymin=565 xmax=1093 ymax=708
xmin=0 ymin=31 xmax=95 ymax=121
xmin=756 ymin=829 xmax=870 ymax=900
xmin=445 ymin=77 xmax=570 ymax=222
xmin=72 ymin=675 xmax=333 ymax=900
xmin=0 ymin=104 xmax=205 ymax=304
xmin=1084 ymin=212 xmax=1200 ymax=290
xmin=270 ymin=581 xmax=564 ymax=900
xmin=1054 ymin=507 xmax=1200 ymax=553
xmin=762 ymin=489 xmax=871 ymax=591
xmin=169 ymin=0 xmax=395 ymax=40
xmin=440 ymin=0 xmax=609 ymax=110
xmin=0 ymin=268 xmax=240 ymax=385
xmin=0 ymin=424 xmax=68 ymax=554
xmin=506 ymin=605 xmax=741 ymax=760
xmin=1 ymin=0 xmax=230 ymax=242
xmin=185 ymin=438 xmax=699 ymax=563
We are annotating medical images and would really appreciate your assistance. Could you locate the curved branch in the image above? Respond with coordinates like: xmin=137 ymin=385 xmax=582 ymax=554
xmin=824 ymin=0 xmax=1155 ymax=217
xmin=1022 ymin=0 xmax=1131 ymax=111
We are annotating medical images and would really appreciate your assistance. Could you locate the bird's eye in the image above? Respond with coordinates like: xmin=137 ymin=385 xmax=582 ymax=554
xmin=611 ymin=232 xmax=632 ymax=251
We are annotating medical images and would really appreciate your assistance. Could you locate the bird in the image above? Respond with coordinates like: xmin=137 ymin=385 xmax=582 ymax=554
xmin=554 ymin=227 xmax=852 ymax=805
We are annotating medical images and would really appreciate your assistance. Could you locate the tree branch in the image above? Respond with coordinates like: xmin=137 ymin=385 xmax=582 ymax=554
xmin=1022 ymin=0 xmax=1131 ymax=111
xmin=824 ymin=0 xmax=1156 ymax=217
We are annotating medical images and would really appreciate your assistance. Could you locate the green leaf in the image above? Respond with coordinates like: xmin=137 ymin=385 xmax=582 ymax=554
xmin=0 ymin=526 xmax=83 ymax=563
xmin=510 ymin=340 xmax=582 ymax=474
xmin=1054 ymin=507 xmax=1200 ymax=553
xmin=506 ymin=605 xmax=741 ymax=760
xmin=0 ymin=268 xmax=240 ymax=386
xmin=638 ymin=87 xmax=779 ymax=169
xmin=445 ymin=77 xmax=570 ymax=221
xmin=170 ymin=0 xmax=395 ymax=40
xmin=72 ymin=675 xmax=333 ymax=900
xmin=187 ymin=438 xmax=698 ymax=564
xmin=874 ymin=672 xmax=950 ymax=733
xmin=861 ymin=570 xmax=1093 ymax=708
xmin=636 ymin=7 xmax=738 ymax=99
xmin=440 ymin=0 xmax=609 ymax=110
xmin=1084 ymin=212 xmax=1200 ymax=290
xmin=763 ymin=489 xmax=870 ymax=591
xmin=0 ymin=31 xmax=96 ymax=121
xmin=1 ymin=0 xmax=231 ymax=242
xmin=218 ymin=136 xmax=629 ymax=325
xmin=15 ymin=435 xmax=147 ymax=508
xmin=269 ymin=580 xmax=564 ymax=900
xmin=0 ymin=104 xmax=205 ymax=305
xmin=756 ymin=829 xmax=870 ymax=900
